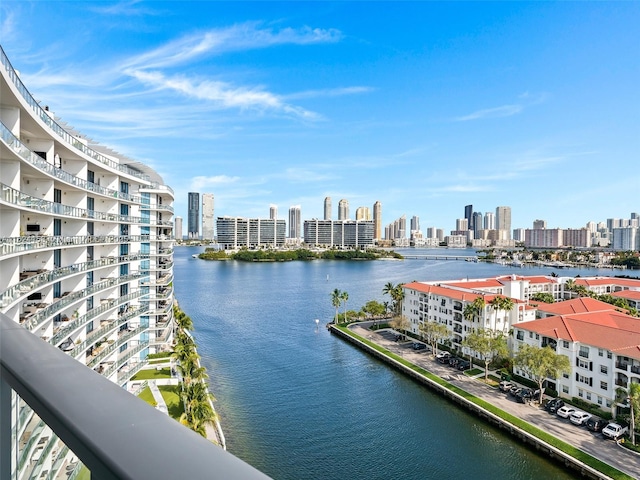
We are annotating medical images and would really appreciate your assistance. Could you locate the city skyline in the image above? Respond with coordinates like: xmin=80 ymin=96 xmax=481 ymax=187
xmin=1 ymin=2 xmax=638 ymax=228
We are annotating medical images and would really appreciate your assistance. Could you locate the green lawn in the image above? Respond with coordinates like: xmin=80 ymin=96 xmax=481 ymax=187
xmin=131 ymin=367 xmax=171 ymax=380
xmin=137 ymin=386 xmax=157 ymax=406
xmin=159 ymin=385 xmax=185 ymax=419
xmin=148 ymin=358 xmax=170 ymax=365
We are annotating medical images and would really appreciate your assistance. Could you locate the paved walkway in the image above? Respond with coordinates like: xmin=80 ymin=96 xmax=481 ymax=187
xmin=149 ymin=380 xmax=168 ymax=415
xmin=348 ymin=323 xmax=640 ymax=479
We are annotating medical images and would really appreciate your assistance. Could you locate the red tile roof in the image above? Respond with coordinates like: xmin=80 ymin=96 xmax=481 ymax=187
xmin=517 ymin=311 xmax=640 ymax=360
xmin=443 ymin=279 xmax=504 ymax=289
xmin=403 ymin=282 xmax=524 ymax=304
xmin=536 ymin=297 xmax=620 ymax=315
xmin=612 ymin=290 xmax=640 ymax=301
xmin=575 ymin=277 xmax=640 ymax=288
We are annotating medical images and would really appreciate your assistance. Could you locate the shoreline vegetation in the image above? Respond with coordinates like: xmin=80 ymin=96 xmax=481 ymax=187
xmin=198 ymin=247 xmax=403 ymax=262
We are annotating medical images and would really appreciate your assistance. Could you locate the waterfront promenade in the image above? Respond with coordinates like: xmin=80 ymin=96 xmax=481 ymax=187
xmin=343 ymin=322 xmax=640 ymax=480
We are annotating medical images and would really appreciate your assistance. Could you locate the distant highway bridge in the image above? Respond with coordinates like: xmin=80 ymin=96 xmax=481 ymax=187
xmin=402 ymin=254 xmax=479 ymax=261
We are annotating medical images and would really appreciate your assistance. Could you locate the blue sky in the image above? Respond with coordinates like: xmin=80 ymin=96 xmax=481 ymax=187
xmin=1 ymin=1 xmax=638 ymax=232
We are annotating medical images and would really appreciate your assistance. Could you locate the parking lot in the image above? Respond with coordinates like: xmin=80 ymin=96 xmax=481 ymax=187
xmin=351 ymin=324 xmax=640 ymax=479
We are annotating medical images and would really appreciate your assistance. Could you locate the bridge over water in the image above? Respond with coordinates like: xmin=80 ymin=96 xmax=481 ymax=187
xmin=402 ymin=254 xmax=479 ymax=261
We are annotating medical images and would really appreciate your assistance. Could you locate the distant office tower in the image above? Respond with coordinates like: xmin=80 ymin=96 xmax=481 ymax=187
xmin=472 ymin=211 xmax=483 ymax=237
xmin=202 ymin=193 xmax=215 ymax=240
xmin=289 ymin=205 xmax=301 ymax=238
xmin=175 ymin=216 xmax=183 ymax=240
xmin=456 ymin=218 xmax=468 ymax=231
xmin=533 ymin=219 xmax=547 ymax=229
xmin=464 ymin=205 xmax=474 ymax=231
xmin=484 ymin=212 xmax=495 ymax=230
xmin=188 ymin=192 xmax=200 ymax=239
xmin=426 ymin=227 xmax=437 ymax=239
xmin=356 ymin=206 xmax=371 ymax=221
xmin=270 ymin=204 xmax=278 ymax=220
xmin=373 ymin=201 xmax=382 ymax=240
xmin=495 ymin=206 xmax=512 ymax=239
xmin=411 ymin=215 xmax=420 ymax=232
xmin=338 ymin=199 xmax=349 ymax=220
xmin=436 ymin=229 xmax=445 ymax=242
xmin=324 ymin=197 xmax=332 ymax=220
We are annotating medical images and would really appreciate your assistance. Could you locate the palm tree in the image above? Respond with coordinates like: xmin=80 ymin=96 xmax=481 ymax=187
xmin=616 ymin=383 xmax=640 ymax=445
xmin=463 ymin=296 xmax=485 ymax=324
xmin=488 ymin=296 xmax=514 ymax=333
xmin=331 ymin=289 xmax=342 ymax=324
xmin=340 ymin=291 xmax=349 ymax=323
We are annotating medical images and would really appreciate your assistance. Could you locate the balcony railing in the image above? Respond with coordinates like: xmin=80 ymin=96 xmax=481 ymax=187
xmin=0 ymin=122 xmax=144 ymax=203
xmin=0 ymin=46 xmax=151 ymax=182
xmin=0 ymin=312 xmax=270 ymax=479
xmin=0 ymin=183 xmax=148 ymax=224
xmin=0 ymin=235 xmax=153 ymax=259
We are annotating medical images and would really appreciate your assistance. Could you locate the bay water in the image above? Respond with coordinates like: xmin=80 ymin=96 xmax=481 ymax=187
xmin=173 ymin=246 xmax=617 ymax=479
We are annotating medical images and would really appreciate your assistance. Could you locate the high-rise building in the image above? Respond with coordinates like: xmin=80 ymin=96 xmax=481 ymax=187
xmin=175 ymin=216 xmax=183 ymax=240
xmin=533 ymin=219 xmax=547 ymax=229
xmin=0 ymin=48 xmax=176 ymax=478
xmin=202 ymin=193 xmax=215 ymax=240
xmin=304 ymin=220 xmax=374 ymax=248
xmin=188 ymin=192 xmax=200 ymax=239
xmin=373 ymin=201 xmax=382 ymax=240
xmin=324 ymin=197 xmax=332 ymax=220
xmin=338 ymin=199 xmax=349 ymax=220
xmin=356 ymin=207 xmax=371 ymax=221
xmin=495 ymin=206 xmax=512 ymax=239
xmin=217 ymin=217 xmax=286 ymax=249
xmin=484 ymin=212 xmax=495 ymax=230
xmin=288 ymin=205 xmax=301 ymax=239
xmin=464 ymin=205 xmax=474 ymax=231
xmin=410 ymin=215 xmax=420 ymax=232
xmin=270 ymin=204 xmax=278 ymax=220
xmin=472 ymin=211 xmax=483 ymax=238
xmin=456 ymin=218 xmax=469 ymax=231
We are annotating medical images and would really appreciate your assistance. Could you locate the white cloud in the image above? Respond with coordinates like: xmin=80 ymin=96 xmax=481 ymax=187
xmin=190 ymin=175 xmax=240 ymax=191
xmin=454 ymin=104 xmax=523 ymax=122
xmin=284 ymin=86 xmax=374 ymax=100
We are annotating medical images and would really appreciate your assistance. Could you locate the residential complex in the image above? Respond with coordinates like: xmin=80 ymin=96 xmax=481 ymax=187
xmin=303 ymin=219 xmax=374 ymax=248
xmin=1 ymin=46 xmax=175 ymax=479
xmin=288 ymin=205 xmax=301 ymax=239
xmin=402 ymin=274 xmax=640 ymax=415
xmin=216 ymin=216 xmax=286 ymax=249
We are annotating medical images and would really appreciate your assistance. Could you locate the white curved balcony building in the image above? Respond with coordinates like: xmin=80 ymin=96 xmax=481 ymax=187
xmin=0 ymin=46 xmax=175 ymax=480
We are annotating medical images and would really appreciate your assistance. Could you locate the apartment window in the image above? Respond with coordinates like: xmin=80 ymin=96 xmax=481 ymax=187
xmin=529 ymin=332 xmax=533 ymax=338
xmin=53 ymin=219 xmax=61 ymax=236
xmin=87 ymin=170 xmax=95 ymax=184
xmin=577 ymin=358 xmax=590 ymax=369
xmin=535 ymin=334 xmax=539 ymax=340
xmin=87 ymin=196 xmax=95 ymax=213
xmin=606 ymin=400 xmax=612 ymax=408
xmin=87 ymin=222 xmax=94 ymax=235
xmin=54 ymin=188 xmax=62 ymax=204
xmin=563 ymin=372 xmax=569 ymax=378
xmin=600 ymin=381 xmax=608 ymax=391
xmin=579 ymin=346 xmax=589 ymax=358
xmin=586 ymin=392 xmax=591 ymax=401
xmin=120 ymin=181 xmax=129 ymax=194
xmin=562 ymin=385 xmax=569 ymax=394
xmin=597 ymin=396 xmax=603 ymax=405
xmin=600 ymin=365 xmax=608 ymax=374
xmin=516 ymin=330 xmax=524 ymax=341
xmin=53 ymin=281 xmax=61 ymax=298
xmin=53 ymin=249 xmax=61 ymax=269
xmin=607 ymin=351 xmax=612 ymax=359
xmin=563 ymin=340 xmax=569 ymax=348
xmin=578 ymin=389 xmax=583 ymax=398
xmin=598 ymin=349 xmax=604 ymax=357
xmin=86 ymin=321 xmax=94 ymax=334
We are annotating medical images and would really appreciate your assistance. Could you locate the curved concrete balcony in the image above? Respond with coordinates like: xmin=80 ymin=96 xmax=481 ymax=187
xmin=51 ymin=290 xmax=146 ymax=346
xmin=22 ymin=273 xmax=143 ymax=332
xmin=1 ymin=254 xmax=149 ymax=310
xmin=1 ymin=122 xmax=144 ymax=204
xmin=1 ymin=48 xmax=150 ymax=183
xmin=0 ymin=183 xmax=148 ymax=224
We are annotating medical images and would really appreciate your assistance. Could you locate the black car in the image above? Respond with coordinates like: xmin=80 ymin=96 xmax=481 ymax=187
xmin=412 ymin=342 xmax=427 ymax=351
xmin=516 ymin=388 xmax=534 ymax=403
xmin=448 ymin=357 xmax=461 ymax=368
xmin=457 ymin=360 xmax=471 ymax=371
xmin=545 ymin=398 xmax=565 ymax=413
xmin=585 ymin=416 xmax=607 ymax=432
xmin=508 ymin=386 xmax=522 ymax=397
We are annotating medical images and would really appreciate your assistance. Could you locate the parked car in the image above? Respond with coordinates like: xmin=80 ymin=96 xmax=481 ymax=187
xmin=412 ymin=342 xmax=427 ymax=351
xmin=508 ymin=386 xmax=522 ymax=397
xmin=556 ymin=406 xmax=577 ymax=418
xmin=457 ymin=360 xmax=471 ymax=371
xmin=569 ymin=410 xmax=592 ymax=426
xmin=602 ymin=423 xmax=629 ymax=440
xmin=585 ymin=416 xmax=607 ymax=432
xmin=436 ymin=352 xmax=451 ymax=363
xmin=515 ymin=388 xmax=534 ymax=404
xmin=448 ymin=357 xmax=461 ymax=368
xmin=545 ymin=398 xmax=565 ymax=413
xmin=499 ymin=381 xmax=514 ymax=392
